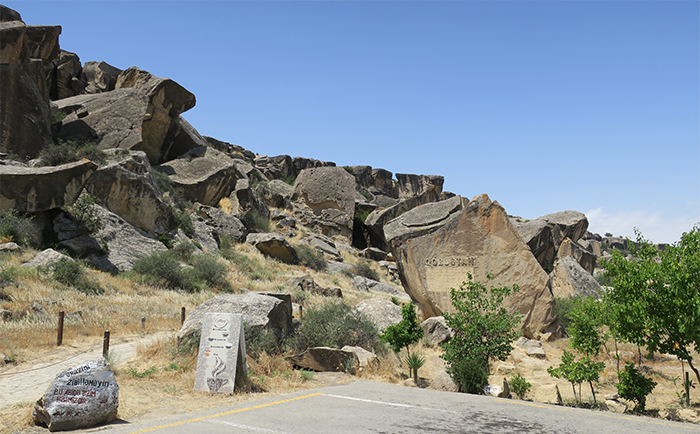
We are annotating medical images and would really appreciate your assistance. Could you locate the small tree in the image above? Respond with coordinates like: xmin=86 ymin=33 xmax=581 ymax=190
xmin=616 ymin=362 xmax=657 ymax=413
xmin=547 ymin=350 xmax=605 ymax=405
xmin=603 ymin=226 xmax=700 ymax=386
xmin=440 ymin=273 xmax=521 ymax=393
xmin=380 ymin=303 xmax=423 ymax=381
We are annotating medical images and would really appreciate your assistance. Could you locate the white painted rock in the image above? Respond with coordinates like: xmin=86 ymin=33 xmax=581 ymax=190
xmin=32 ymin=358 xmax=119 ymax=431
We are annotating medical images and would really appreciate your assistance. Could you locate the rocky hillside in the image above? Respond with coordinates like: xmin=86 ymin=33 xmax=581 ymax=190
xmin=0 ymin=3 xmax=655 ymax=338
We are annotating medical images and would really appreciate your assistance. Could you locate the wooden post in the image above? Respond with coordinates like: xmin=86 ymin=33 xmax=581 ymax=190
xmin=299 ymin=305 xmax=303 ymax=320
xmin=141 ymin=316 xmax=146 ymax=334
xmin=102 ymin=330 xmax=110 ymax=358
xmin=181 ymin=307 xmax=186 ymax=326
xmin=57 ymin=311 xmax=65 ymax=346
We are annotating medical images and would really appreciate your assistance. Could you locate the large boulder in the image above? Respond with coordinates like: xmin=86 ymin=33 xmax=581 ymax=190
xmin=156 ymin=146 xmax=239 ymax=207
xmin=288 ymin=347 xmax=359 ymax=373
xmin=245 ymin=233 xmax=298 ymax=264
xmin=290 ymin=166 xmax=355 ymax=244
xmin=420 ymin=316 xmax=452 ymax=345
xmin=395 ymin=173 xmax=444 ymax=199
xmin=395 ymin=194 xmax=562 ymax=339
xmin=0 ymin=159 xmax=98 ymax=212
xmin=509 ymin=211 xmax=589 ymax=273
xmin=47 ymin=49 xmax=83 ymax=100
xmin=84 ymin=149 xmax=171 ymax=235
xmin=549 ymin=256 xmax=603 ymax=300
xmin=557 ymin=237 xmax=596 ymax=275
xmin=383 ymin=195 xmax=468 ymax=252
xmin=81 ymin=61 xmax=121 ymax=94
xmin=226 ymin=178 xmax=270 ymax=220
xmin=351 ymin=276 xmax=410 ymax=300
xmin=194 ymin=204 xmax=247 ymax=244
xmin=85 ymin=205 xmax=168 ymax=272
xmin=178 ymin=292 xmax=293 ymax=343
xmin=22 ymin=248 xmax=74 ymax=269
xmin=353 ymin=299 xmax=402 ymax=332
xmin=32 ymin=358 xmax=119 ymax=431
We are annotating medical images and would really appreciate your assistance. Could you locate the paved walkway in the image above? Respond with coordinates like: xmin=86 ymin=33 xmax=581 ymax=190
xmin=0 ymin=334 xmax=169 ymax=410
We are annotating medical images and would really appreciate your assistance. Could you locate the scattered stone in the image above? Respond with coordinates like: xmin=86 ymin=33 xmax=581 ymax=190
xmin=0 ymin=242 xmax=21 ymax=252
xmin=340 ymin=346 xmax=379 ymax=372
xmin=428 ymin=371 xmax=459 ymax=392
xmin=533 ymin=384 xmax=563 ymax=405
xmin=288 ymin=347 xmax=359 ymax=373
xmin=299 ymin=232 xmax=342 ymax=261
xmin=420 ymin=316 xmax=452 ymax=345
xmin=32 ymin=358 xmax=119 ymax=431
xmin=22 ymin=248 xmax=74 ymax=269
xmin=194 ymin=203 xmax=248 ymax=244
xmin=352 ymin=276 xmax=409 ymax=300
xmin=285 ymin=275 xmax=342 ymax=298
xmin=1 ymin=309 xmax=12 ymax=321
xmin=495 ymin=364 xmax=517 ymax=375
xmin=245 ymin=233 xmax=298 ymax=264
xmin=526 ymin=347 xmax=546 ymax=359
xmin=498 ymin=378 xmax=512 ymax=398
xmin=359 ymin=247 xmax=389 ymax=261
xmin=605 ymin=399 xmax=628 ymax=414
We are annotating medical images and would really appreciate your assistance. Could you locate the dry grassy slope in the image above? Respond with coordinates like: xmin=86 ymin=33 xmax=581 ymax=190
xmin=1 ymin=240 xmax=700 ymax=432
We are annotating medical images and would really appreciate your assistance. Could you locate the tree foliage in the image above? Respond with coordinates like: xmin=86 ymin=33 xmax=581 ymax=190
xmin=440 ymin=273 xmax=521 ymax=393
xmin=616 ymin=362 xmax=657 ymax=413
xmin=547 ymin=350 xmax=605 ymax=404
xmin=380 ymin=303 xmax=424 ymax=381
xmin=603 ymin=225 xmax=700 ymax=385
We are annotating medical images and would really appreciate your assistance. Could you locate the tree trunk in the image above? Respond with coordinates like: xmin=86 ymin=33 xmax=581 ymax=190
xmin=589 ymin=381 xmax=597 ymax=404
xmin=688 ymin=358 xmax=700 ymax=389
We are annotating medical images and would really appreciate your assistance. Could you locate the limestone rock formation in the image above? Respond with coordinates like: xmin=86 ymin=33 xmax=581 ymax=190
xmin=383 ymin=195 xmax=468 ymax=252
xmin=85 ymin=205 xmax=168 ymax=272
xmin=84 ymin=149 xmax=171 ymax=235
xmin=177 ymin=292 xmax=293 ymax=343
xmin=0 ymin=159 xmax=98 ymax=212
xmin=290 ymin=166 xmax=355 ymax=244
xmin=394 ymin=194 xmax=562 ymax=339
xmin=81 ymin=61 xmax=121 ymax=94
xmin=557 ymin=237 xmax=596 ymax=275
xmin=509 ymin=211 xmax=589 ymax=273
xmin=156 ymin=146 xmax=239 ymax=207
xmin=0 ymin=6 xmax=61 ymax=159
xmin=549 ymin=256 xmax=602 ymax=299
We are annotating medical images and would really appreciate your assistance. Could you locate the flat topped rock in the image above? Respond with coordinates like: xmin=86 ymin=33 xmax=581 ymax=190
xmin=399 ymin=196 xmax=463 ymax=227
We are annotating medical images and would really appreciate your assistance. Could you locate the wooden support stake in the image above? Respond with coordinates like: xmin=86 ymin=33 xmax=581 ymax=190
xmin=103 ymin=330 xmax=110 ymax=358
xmin=181 ymin=307 xmax=186 ymax=325
xmin=57 ymin=311 xmax=65 ymax=346
xmin=141 ymin=316 xmax=146 ymax=334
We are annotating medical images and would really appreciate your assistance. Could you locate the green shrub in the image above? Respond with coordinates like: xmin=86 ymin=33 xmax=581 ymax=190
xmin=62 ymin=192 xmax=104 ymax=235
xmin=190 ymin=254 xmax=230 ymax=290
xmin=405 ymin=351 xmax=426 ymax=383
xmin=52 ymin=258 xmax=103 ymax=295
xmin=172 ymin=240 xmax=197 ymax=261
xmin=39 ymin=139 xmax=106 ymax=166
xmin=241 ymin=209 xmax=270 ymax=233
xmin=221 ymin=249 xmax=273 ymax=280
xmin=245 ymin=323 xmax=281 ymax=357
xmin=351 ymin=262 xmax=380 ymax=281
xmin=125 ymin=366 xmax=158 ymax=378
xmin=554 ymin=297 xmax=578 ymax=330
xmin=447 ymin=356 xmax=490 ymax=394
xmin=280 ymin=173 xmax=296 ymax=186
xmin=0 ymin=209 xmax=34 ymax=246
xmin=616 ymin=362 xmax=657 ymax=413
xmin=131 ymin=251 xmax=200 ymax=292
xmin=510 ymin=373 xmax=532 ymax=399
xmin=295 ymin=245 xmax=327 ymax=271
xmin=172 ymin=210 xmax=195 ymax=238
xmin=286 ymin=302 xmax=381 ymax=354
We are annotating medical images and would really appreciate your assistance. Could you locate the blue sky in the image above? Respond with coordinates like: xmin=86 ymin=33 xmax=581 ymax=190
xmin=8 ymin=0 xmax=699 ymax=243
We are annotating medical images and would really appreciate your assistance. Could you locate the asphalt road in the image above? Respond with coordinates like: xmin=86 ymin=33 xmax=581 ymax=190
xmin=97 ymin=380 xmax=697 ymax=434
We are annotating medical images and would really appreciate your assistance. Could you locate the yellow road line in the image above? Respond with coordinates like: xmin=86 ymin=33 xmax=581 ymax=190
xmin=127 ymin=392 xmax=324 ymax=434
xmin=494 ymin=398 xmax=700 ymax=430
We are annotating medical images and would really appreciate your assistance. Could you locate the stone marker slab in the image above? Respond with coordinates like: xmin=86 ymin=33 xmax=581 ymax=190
xmin=32 ymin=358 xmax=119 ymax=431
xmin=194 ymin=313 xmax=247 ymax=394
